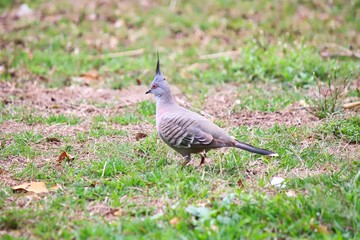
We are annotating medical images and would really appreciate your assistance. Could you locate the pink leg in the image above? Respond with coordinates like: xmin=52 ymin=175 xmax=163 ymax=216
xmin=199 ymin=153 xmax=206 ymax=166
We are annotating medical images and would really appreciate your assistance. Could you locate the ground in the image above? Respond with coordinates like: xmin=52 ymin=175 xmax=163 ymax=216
xmin=0 ymin=0 xmax=359 ymax=239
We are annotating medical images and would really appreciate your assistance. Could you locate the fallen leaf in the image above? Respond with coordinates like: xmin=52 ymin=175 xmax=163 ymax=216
xmin=46 ymin=137 xmax=61 ymax=143
xmin=50 ymin=184 xmax=60 ymax=191
xmin=80 ymin=70 xmax=99 ymax=81
xmin=136 ymin=78 xmax=142 ymax=85
xmin=135 ymin=132 xmax=148 ymax=141
xmin=12 ymin=182 xmax=49 ymax=194
xmin=237 ymin=178 xmax=244 ymax=188
xmin=270 ymin=177 xmax=286 ymax=188
xmin=170 ymin=217 xmax=180 ymax=226
xmin=57 ymin=151 xmax=74 ymax=163
xmin=89 ymin=181 xmax=97 ymax=188
xmin=2 ymin=98 xmax=11 ymax=105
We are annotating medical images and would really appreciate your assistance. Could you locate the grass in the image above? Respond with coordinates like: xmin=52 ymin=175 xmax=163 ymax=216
xmin=1 ymin=0 xmax=359 ymax=239
xmin=317 ymin=116 xmax=360 ymax=143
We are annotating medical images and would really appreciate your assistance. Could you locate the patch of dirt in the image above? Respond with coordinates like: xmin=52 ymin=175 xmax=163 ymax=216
xmin=87 ymin=201 xmax=122 ymax=221
xmin=325 ymin=141 xmax=359 ymax=161
xmin=203 ymin=83 xmax=239 ymax=118
xmin=0 ymin=156 xmax=31 ymax=186
xmin=230 ymin=106 xmax=319 ymax=128
xmin=0 ymin=82 xmax=152 ymax=117
xmin=203 ymin=83 xmax=319 ymax=127
xmin=1 ymin=120 xmax=90 ymax=136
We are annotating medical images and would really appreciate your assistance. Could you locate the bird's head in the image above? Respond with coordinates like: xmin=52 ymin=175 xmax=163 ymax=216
xmin=146 ymin=53 xmax=171 ymax=98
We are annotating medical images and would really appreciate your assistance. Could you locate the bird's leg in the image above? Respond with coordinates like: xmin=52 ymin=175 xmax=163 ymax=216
xmin=181 ymin=154 xmax=191 ymax=168
xmin=199 ymin=152 xmax=207 ymax=166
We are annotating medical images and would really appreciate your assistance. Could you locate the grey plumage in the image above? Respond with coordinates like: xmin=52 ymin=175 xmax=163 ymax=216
xmin=146 ymin=55 xmax=278 ymax=167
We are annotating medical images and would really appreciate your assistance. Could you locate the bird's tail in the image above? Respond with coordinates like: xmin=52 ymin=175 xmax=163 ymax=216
xmin=235 ymin=140 xmax=278 ymax=156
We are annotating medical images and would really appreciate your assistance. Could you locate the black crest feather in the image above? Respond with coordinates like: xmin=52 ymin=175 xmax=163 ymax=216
xmin=156 ymin=51 xmax=161 ymax=75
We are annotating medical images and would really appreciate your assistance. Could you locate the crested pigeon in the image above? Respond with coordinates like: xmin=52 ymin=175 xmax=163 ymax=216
xmin=146 ymin=55 xmax=278 ymax=167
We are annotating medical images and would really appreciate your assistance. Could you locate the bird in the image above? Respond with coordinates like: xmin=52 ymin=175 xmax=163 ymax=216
xmin=146 ymin=54 xmax=278 ymax=167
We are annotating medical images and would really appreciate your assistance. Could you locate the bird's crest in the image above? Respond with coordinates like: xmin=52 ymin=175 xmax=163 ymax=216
xmin=156 ymin=51 xmax=161 ymax=75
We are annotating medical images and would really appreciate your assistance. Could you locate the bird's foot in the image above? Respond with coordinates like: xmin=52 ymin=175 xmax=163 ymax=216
xmin=181 ymin=155 xmax=191 ymax=169
xmin=199 ymin=153 xmax=206 ymax=166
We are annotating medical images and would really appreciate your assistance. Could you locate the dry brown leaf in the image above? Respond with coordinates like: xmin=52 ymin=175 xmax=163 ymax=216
xmin=170 ymin=217 xmax=180 ymax=226
xmin=50 ymin=185 xmax=59 ymax=191
xmin=80 ymin=70 xmax=100 ymax=81
xmin=2 ymin=98 xmax=11 ymax=105
xmin=12 ymin=181 xmax=49 ymax=194
xmin=57 ymin=151 xmax=74 ymax=163
xmin=136 ymin=78 xmax=142 ymax=85
xmin=237 ymin=178 xmax=244 ymax=188
xmin=51 ymin=105 xmax=61 ymax=109
xmin=46 ymin=137 xmax=61 ymax=143
xmin=135 ymin=132 xmax=148 ymax=141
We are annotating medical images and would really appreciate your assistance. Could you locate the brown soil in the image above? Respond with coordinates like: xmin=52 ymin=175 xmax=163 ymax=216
xmin=204 ymin=83 xmax=319 ymax=127
xmin=230 ymin=106 xmax=319 ymax=128
xmin=1 ymin=82 xmax=153 ymax=117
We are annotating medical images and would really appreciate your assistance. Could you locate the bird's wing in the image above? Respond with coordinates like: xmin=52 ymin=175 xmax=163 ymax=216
xmin=159 ymin=113 xmax=213 ymax=148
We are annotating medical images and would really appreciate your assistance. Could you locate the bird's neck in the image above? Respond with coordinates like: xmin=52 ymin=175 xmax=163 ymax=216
xmin=156 ymin=92 xmax=175 ymax=106
xmin=155 ymin=92 xmax=177 ymax=117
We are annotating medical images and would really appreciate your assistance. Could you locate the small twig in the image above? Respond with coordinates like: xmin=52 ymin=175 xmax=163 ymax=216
xmin=91 ymin=48 xmax=144 ymax=60
xmin=101 ymin=160 xmax=108 ymax=178
xmin=199 ymin=50 xmax=241 ymax=60
xmin=343 ymin=101 xmax=360 ymax=109
xmin=320 ymin=51 xmax=360 ymax=59
xmin=320 ymin=43 xmax=360 ymax=59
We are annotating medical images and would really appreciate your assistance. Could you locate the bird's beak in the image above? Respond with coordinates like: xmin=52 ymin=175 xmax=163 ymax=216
xmin=145 ymin=89 xmax=151 ymax=94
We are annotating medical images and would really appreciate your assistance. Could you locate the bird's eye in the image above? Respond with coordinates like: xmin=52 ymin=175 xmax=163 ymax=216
xmin=152 ymin=84 xmax=158 ymax=89
xmin=163 ymin=78 xmax=166 ymax=81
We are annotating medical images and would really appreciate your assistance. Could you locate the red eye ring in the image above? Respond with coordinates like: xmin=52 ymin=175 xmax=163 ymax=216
xmin=152 ymin=84 xmax=158 ymax=89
